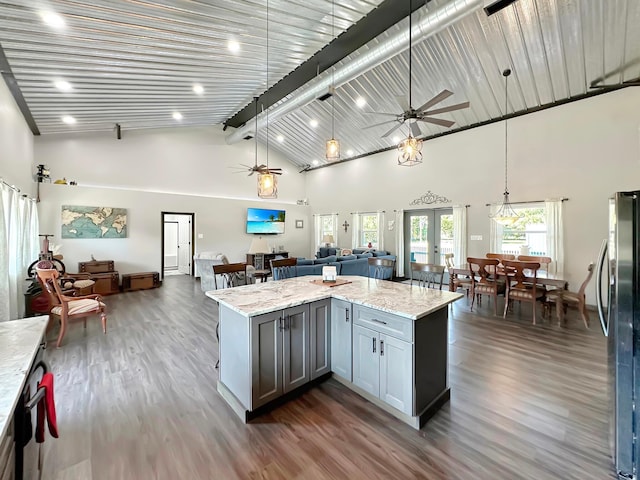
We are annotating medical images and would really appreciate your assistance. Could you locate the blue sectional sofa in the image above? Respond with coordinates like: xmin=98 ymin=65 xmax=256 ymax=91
xmin=273 ymin=250 xmax=396 ymax=280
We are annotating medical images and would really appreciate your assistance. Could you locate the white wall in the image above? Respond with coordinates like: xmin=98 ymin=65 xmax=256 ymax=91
xmin=305 ymin=88 xmax=640 ymax=304
xmin=0 ymin=79 xmax=34 ymax=193
xmin=35 ymin=126 xmax=312 ymax=276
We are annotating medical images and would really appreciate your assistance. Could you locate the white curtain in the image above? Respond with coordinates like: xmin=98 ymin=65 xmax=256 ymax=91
xmin=314 ymin=215 xmax=322 ymax=253
xmin=395 ymin=209 xmax=404 ymax=277
xmin=489 ymin=204 xmax=504 ymax=254
xmin=452 ymin=205 xmax=467 ymax=266
xmin=377 ymin=211 xmax=385 ymax=250
xmin=351 ymin=213 xmax=360 ymax=249
xmin=331 ymin=213 xmax=339 ymax=246
xmin=545 ymin=199 xmax=564 ymax=274
xmin=0 ymin=184 xmax=39 ymax=321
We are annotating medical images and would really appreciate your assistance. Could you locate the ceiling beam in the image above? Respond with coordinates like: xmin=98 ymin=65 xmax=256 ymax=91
xmin=223 ymin=0 xmax=429 ymax=130
xmin=0 ymin=42 xmax=40 ymax=135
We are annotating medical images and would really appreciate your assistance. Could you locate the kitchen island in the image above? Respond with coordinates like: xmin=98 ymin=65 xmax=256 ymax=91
xmin=206 ymin=276 xmax=462 ymax=429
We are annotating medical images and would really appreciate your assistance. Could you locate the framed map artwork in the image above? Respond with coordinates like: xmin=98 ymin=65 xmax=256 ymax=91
xmin=61 ymin=205 xmax=127 ymax=238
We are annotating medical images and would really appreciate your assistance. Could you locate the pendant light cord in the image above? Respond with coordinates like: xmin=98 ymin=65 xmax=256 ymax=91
xmin=503 ymin=68 xmax=510 ymax=195
xmin=331 ymin=0 xmax=335 ymax=140
xmin=408 ymin=0 xmax=412 ymax=109
xmin=265 ymin=0 xmax=269 ymax=169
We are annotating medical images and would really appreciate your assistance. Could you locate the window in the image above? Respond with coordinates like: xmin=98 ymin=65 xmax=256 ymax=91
xmin=496 ymin=204 xmax=547 ymax=255
xmin=314 ymin=214 xmax=338 ymax=247
xmin=352 ymin=212 xmax=384 ymax=249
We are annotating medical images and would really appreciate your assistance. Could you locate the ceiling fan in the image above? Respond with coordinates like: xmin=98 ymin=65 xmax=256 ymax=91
xmin=363 ymin=0 xmax=470 ymax=139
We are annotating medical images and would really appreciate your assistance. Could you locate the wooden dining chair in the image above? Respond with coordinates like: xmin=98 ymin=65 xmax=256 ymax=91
xmin=270 ymin=257 xmax=298 ymax=280
xmin=502 ymin=260 xmax=545 ymax=325
xmin=467 ymin=257 xmax=505 ymax=316
xmin=545 ymin=263 xmax=594 ymax=328
xmin=486 ymin=253 xmax=516 ymax=264
xmin=517 ymin=255 xmax=552 ymax=273
xmin=410 ymin=262 xmax=445 ymax=289
xmin=213 ymin=262 xmax=249 ymax=289
xmin=444 ymin=253 xmax=471 ymax=298
xmin=368 ymin=257 xmax=395 ymax=280
xmin=36 ymin=266 xmax=107 ymax=348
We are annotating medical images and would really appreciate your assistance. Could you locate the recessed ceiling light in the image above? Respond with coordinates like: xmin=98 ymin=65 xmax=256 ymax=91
xmin=228 ymin=40 xmax=240 ymax=53
xmin=61 ymin=115 xmax=76 ymax=124
xmin=172 ymin=112 xmax=183 ymax=120
xmin=355 ymin=97 xmax=367 ymax=108
xmin=309 ymin=119 xmax=318 ymax=128
xmin=347 ymin=149 xmax=354 ymax=156
xmin=55 ymin=80 xmax=72 ymax=92
xmin=276 ymin=135 xmax=284 ymax=143
xmin=392 ymin=135 xmax=400 ymax=143
xmin=39 ymin=11 xmax=65 ymax=29
xmin=312 ymin=160 xmax=319 ymax=166
xmin=193 ymin=84 xmax=204 ymax=94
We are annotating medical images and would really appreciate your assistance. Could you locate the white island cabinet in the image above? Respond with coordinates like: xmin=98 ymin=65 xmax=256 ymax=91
xmin=207 ymin=276 xmax=462 ymax=429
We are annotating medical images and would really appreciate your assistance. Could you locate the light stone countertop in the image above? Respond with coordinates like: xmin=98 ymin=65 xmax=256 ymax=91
xmin=0 ymin=316 xmax=48 ymax=440
xmin=206 ymin=275 xmax=463 ymax=319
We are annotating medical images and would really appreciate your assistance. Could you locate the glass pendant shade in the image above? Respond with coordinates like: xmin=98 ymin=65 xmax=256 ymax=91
xmin=397 ymin=134 xmax=423 ymax=166
xmin=492 ymin=191 xmax=520 ymax=226
xmin=326 ymin=138 xmax=340 ymax=162
xmin=257 ymin=172 xmax=277 ymax=199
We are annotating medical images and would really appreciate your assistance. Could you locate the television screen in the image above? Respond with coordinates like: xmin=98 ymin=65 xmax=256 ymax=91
xmin=247 ymin=208 xmax=285 ymax=234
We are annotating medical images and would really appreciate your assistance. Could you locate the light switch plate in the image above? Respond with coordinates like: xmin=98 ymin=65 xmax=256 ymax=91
xmin=197 ymin=233 xmax=204 ymax=239
xmin=470 ymin=235 xmax=483 ymax=241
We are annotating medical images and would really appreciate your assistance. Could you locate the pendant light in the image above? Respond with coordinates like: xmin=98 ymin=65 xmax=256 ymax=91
xmin=325 ymin=0 xmax=340 ymax=162
xmin=490 ymin=68 xmax=521 ymax=225
xmin=257 ymin=0 xmax=277 ymax=199
xmin=397 ymin=0 xmax=423 ymax=167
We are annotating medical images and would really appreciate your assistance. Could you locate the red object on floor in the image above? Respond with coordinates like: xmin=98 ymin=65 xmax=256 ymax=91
xmin=36 ymin=372 xmax=59 ymax=442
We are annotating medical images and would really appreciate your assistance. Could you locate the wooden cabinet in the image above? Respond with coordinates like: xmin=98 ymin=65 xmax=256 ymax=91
xmin=352 ymin=305 xmax=414 ymax=416
xmin=330 ymin=299 xmax=352 ymax=381
xmin=310 ymin=299 xmax=331 ymax=380
xmin=78 ymin=259 xmax=119 ymax=295
xmin=122 ymin=272 xmax=160 ymax=291
xmin=246 ymin=252 xmax=289 ymax=271
xmin=250 ymin=304 xmax=310 ymax=409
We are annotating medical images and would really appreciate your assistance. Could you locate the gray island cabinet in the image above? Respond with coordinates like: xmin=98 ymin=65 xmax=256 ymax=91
xmin=206 ymin=276 xmax=462 ymax=430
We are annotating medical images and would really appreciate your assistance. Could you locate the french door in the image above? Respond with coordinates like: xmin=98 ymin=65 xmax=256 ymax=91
xmin=403 ymin=209 xmax=453 ymax=276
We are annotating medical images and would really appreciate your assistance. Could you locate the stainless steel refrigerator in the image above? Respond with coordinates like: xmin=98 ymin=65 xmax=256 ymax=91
xmin=597 ymin=191 xmax=640 ymax=480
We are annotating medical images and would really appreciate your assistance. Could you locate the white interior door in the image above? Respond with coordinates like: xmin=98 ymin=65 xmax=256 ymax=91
xmin=177 ymin=215 xmax=191 ymax=274
xmin=163 ymin=222 xmax=178 ymax=269
xmin=404 ymin=208 xmax=453 ymax=274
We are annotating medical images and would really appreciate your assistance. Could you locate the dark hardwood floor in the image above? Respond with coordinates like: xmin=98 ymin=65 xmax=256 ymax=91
xmin=41 ymin=276 xmax=616 ymax=480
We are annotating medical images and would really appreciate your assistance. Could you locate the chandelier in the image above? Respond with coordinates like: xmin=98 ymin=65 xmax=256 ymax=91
xmin=490 ymin=68 xmax=521 ymax=225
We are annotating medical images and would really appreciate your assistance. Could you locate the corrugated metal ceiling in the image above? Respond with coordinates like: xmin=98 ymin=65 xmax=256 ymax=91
xmin=1 ymin=0 xmax=639 ymax=169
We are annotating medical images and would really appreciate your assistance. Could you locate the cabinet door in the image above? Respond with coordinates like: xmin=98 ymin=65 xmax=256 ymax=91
xmin=379 ymin=334 xmax=414 ymax=415
xmin=251 ymin=311 xmax=283 ymax=408
xmin=310 ymin=299 xmax=331 ymax=380
xmin=352 ymin=324 xmax=379 ymax=397
xmin=283 ymin=304 xmax=310 ymax=393
xmin=331 ymin=299 xmax=352 ymax=380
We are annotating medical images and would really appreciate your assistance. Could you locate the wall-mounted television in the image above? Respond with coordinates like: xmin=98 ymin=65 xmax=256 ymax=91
xmin=247 ymin=208 xmax=285 ymax=234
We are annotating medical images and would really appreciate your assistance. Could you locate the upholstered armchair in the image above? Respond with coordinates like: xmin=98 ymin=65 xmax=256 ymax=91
xmin=195 ymin=252 xmax=255 ymax=292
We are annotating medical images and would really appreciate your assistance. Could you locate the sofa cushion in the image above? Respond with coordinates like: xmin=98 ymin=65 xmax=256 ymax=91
xmin=372 ymin=250 xmax=390 ymax=257
xmin=337 ymin=254 xmax=357 ymax=261
xmin=317 ymin=247 xmax=339 ymax=258
xmin=314 ymin=255 xmax=337 ymax=264
xmin=339 ymin=259 xmax=369 ymax=276
xmin=356 ymin=253 xmax=373 ymax=259
xmin=296 ymin=258 xmax=314 ymax=265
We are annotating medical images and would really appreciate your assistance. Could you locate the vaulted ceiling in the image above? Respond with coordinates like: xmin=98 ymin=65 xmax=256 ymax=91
xmin=1 ymin=0 xmax=639 ymax=170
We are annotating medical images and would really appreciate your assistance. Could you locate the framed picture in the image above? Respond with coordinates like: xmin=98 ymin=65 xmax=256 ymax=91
xmin=295 ymin=219 xmax=304 ymax=229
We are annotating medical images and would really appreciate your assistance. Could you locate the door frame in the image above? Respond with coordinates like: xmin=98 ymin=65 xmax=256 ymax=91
xmin=160 ymin=211 xmax=195 ymax=279
xmin=403 ymin=208 xmax=453 ymax=277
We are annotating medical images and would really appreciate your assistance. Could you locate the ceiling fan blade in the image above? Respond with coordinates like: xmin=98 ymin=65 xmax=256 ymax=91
xmin=410 ymin=122 xmax=422 ymax=138
xmin=422 ymin=101 xmax=470 ymax=116
xmin=416 ymin=89 xmax=453 ymax=113
xmin=418 ymin=116 xmax=456 ymax=128
xmin=395 ymin=95 xmax=410 ymax=112
xmin=382 ymin=121 xmax=405 ymax=138
xmin=363 ymin=120 xmax=397 ymax=130
xmin=363 ymin=111 xmax=400 ymax=117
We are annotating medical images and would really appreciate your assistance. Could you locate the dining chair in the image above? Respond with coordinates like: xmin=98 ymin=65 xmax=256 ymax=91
xmin=502 ymin=260 xmax=545 ymax=324
xmin=270 ymin=257 xmax=298 ymax=280
xmin=410 ymin=262 xmax=445 ymax=289
xmin=467 ymin=257 xmax=505 ymax=316
xmin=486 ymin=253 xmax=516 ymax=264
xmin=213 ymin=262 xmax=249 ymax=289
xmin=517 ymin=255 xmax=552 ymax=273
xmin=368 ymin=257 xmax=395 ymax=280
xmin=544 ymin=263 xmax=594 ymax=328
xmin=36 ymin=265 xmax=107 ymax=348
xmin=444 ymin=253 xmax=471 ymax=298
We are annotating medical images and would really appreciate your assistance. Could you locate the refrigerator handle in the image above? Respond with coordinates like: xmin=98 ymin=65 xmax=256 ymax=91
xmin=596 ymin=238 xmax=609 ymax=336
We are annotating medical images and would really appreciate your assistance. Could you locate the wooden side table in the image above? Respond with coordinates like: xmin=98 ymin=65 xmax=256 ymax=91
xmin=253 ymin=269 xmax=271 ymax=283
